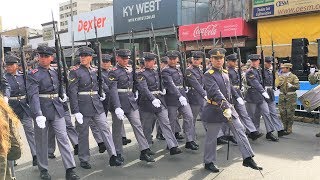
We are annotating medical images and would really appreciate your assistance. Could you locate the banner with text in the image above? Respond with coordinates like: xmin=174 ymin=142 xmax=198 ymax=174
xmin=252 ymin=0 xmax=320 ymax=19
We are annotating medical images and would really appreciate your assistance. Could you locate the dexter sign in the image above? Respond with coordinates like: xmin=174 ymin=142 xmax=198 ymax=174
xmin=71 ymin=6 xmax=113 ymax=41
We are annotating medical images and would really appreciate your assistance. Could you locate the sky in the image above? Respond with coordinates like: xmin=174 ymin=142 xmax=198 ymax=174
xmin=0 ymin=0 xmax=67 ymax=31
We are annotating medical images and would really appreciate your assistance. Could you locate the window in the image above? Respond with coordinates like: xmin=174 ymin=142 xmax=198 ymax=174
xmin=60 ymin=14 xmax=64 ymax=19
xmin=73 ymin=2 xmax=77 ymax=7
xmin=60 ymin=22 xmax=64 ymax=26
xmin=65 ymin=21 xmax=68 ymax=25
xmin=60 ymin=7 xmax=63 ymax=11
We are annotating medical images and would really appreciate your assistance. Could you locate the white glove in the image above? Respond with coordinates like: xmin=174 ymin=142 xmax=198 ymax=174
xmin=115 ymin=107 xmax=125 ymax=120
xmin=74 ymin=112 xmax=83 ymax=124
xmin=59 ymin=93 xmax=68 ymax=103
xmin=236 ymin=97 xmax=245 ymax=105
xmin=152 ymin=99 xmax=161 ymax=108
xmin=287 ymin=83 xmax=293 ymax=88
xmin=134 ymin=91 xmax=139 ymax=101
xmin=310 ymin=67 xmax=316 ymax=74
xmin=35 ymin=116 xmax=46 ymax=129
xmin=4 ymin=96 xmax=8 ymax=103
xmin=204 ymin=96 xmax=208 ymax=101
xmin=99 ymin=92 xmax=106 ymax=101
xmin=179 ymin=96 xmax=188 ymax=106
xmin=159 ymin=89 xmax=166 ymax=95
xmin=262 ymin=92 xmax=270 ymax=99
xmin=223 ymin=108 xmax=232 ymax=119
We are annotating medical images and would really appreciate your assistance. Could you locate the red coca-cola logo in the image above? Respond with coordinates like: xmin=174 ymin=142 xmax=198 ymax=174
xmin=193 ymin=24 xmax=218 ymax=38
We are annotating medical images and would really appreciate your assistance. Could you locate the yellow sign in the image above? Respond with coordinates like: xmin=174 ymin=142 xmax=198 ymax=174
xmin=253 ymin=0 xmax=320 ymax=19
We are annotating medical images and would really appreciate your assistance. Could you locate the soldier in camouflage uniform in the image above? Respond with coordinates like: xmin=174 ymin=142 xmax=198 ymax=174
xmin=308 ymin=66 xmax=320 ymax=137
xmin=276 ymin=63 xmax=300 ymax=134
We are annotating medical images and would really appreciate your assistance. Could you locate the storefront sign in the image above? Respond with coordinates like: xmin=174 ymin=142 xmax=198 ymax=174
xmin=71 ymin=6 xmax=113 ymax=41
xmin=179 ymin=18 xmax=254 ymax=42
xmin=113 ymin=0 xmax=178 ymax=34
xmin=252 ymin=0 xmax=320 ymax=19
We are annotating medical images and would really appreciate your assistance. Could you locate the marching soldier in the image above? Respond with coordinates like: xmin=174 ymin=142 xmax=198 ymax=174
xmin=226 ymin=54 xmax=263 ymax=140
xmin=137 ymin=52 xmax=182 ymax=155
xmin=244 ymin=54 xmax=279 ymax=141
xmin=276 ymin=63 xmax=299 ymax=134
xmin=201 ymin=48 xmax=262 ymax=172
xmin=185 ymin=51 xmax=207 ymax=128
xmin=162 ymin=50 xmax=198 ymax=150
xmin=27 ymin=46 xmax=79 ymax=180
xmin=4 ymin=54 xmax=37 ymax=166
xmin=257 ymin=56 xmax=289 ymax=137
xmin=108 ymin=49 xmax=155 ymax=163
xmin=308 ymin=66 xmax=320 ymax=137
xmin=68 ymin=46 xmax=122 ymax=169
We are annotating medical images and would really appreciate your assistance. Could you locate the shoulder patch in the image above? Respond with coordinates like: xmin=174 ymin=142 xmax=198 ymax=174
xmin=108 ymin=75 xmax=116 ymax=81
xmin=222 ymin=69 xmax=228 ymax=73
xmin=186 ymin=71 xmax=192 ymax=77
xmin=208 ymin=69 xmax=214 ymax=74
xmin=69 ymin=78 xmax=76 ymax=82
xmin=31 ymin=69 xmax=38 ymax=74
xmin=248 ymin=74 xmax=255 ymax=79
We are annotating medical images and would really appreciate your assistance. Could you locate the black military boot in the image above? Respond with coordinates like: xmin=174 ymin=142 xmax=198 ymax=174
xmin=146 ymin=148 xmax=156 ymax=155
xmin=65 ymin=168 xmax=80 ymax=180
xmin=156 ymin=133 xmax=165 ymax=140
xmin=48 ymin=153 xmax=56 ymax=159
xmin=80 ymin=161 xmax=92 ymax=169
xmin=185 ymin=141 xmax=199 ymax=150
xmin=248 ymin=131 xmax=263 ymax=141
xmin=217 ymin=137 xmax=228 ymax=145
xmin=227 ymin=136 xmax=238 ymax=145
xmin=32 ymin=155 xmax=37 ymax=166
xmin=170 ymin=147 xmax=182 ymax=155
xmin=278 ymin=130 xmax=290 ymax=137
xmin=122 ymin=137 xmax=132 ymax=145
xmin=204 ymin=162 xmax=219 ymax=173
xmin=266 ymin=132 xmax=279 ymax=142
xmin=74 ymin=144 xmax=79 ymax=156
xmin=117 ymin=154 xmax=124 ymax=163
xmin=175 ymin=132 xmax=184 ymax=140
xmin=98 ymin=142 xmax=106 ymax=153
xmin=140 ymin=149 xmax=155 ymax=162
xmin=40 ymin=169 xmax=51 ymax=180
xmin=109 ymin=155 xmax=123 ymax=166
xmin=243 ymin=157 xmax=263 ymax=170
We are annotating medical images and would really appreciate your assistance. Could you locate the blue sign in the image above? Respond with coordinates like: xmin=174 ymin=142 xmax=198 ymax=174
xmin=253 ymin=5 xmax=274 ymax=18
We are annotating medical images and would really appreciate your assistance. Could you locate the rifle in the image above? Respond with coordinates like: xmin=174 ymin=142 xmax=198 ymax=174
xmin=271 ymin=34 xmax=276 ymax=90
xmin=55 ymin=28 xmax=69 ymax=91
xmin=111 ymin=26 xmax=117 ymax=66
xmin=93 ymin=17 xmax=103 ymax=97
xmin=151 ymin=23 xmax=163 ymax=91
xmin=199 ymin=31 xmax=206 ymax=73
xmin=230 ymin=36 xmax=235 ymax=54
xmin=173 ymin=24 xmax=187 ymax=91
xmin=51 ymin=11 xmax=65 ymax=99
xmin=131 ymin=29 xmax=137 ymax=96
xmin=17 ymin=36 xmax=28 ymax=91
xmin=163 ymin=37 xmax=168 ymax=54
xmin=234 ymin=32 xmax=242 ymax=90
xmin=259 ymin=32 xmax=265 ymax=88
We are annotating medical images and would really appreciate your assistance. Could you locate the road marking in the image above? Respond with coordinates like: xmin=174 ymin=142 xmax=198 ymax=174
xmin=80 ymin=170 xmax=103 ymax=179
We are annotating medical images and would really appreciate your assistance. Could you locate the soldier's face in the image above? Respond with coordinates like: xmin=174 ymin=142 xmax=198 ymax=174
xmin=251 ymin=60 xmax=260 ymax=68
xmin=281 ymin=67 xmax=290 ymax=73
xmin=211 ymin=56 xmax=224 ymax=69
xmin=265 ymin=62 xmax=272 ymax=69
xmin=191 ymin=58 xmax=202 ymax=66
xmin=145 ymin=59 xmax=155 ymax=69
xmin=101 ymin=61 xmax=111 ymax=70
xmin=117 ymin=56 xmax=130 ymax=67
xmin=227 ymin=60 xmax=237 ymax=68
xmin=80 ymin=54 xmax=93 ymax=66
xmin=168 ymin=57 xmax=178 ymax=66
xmin=5 ymin=64 xmax=18 ymax=74
xmin=38 ymin=54 xmax=53 ymax=67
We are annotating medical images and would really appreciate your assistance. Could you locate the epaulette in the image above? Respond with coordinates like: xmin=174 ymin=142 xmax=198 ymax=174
xmin=208 ymin=69 xmax=214 ymax=74
xmin=70 ymin=66 xmax=79 ymax=71
xmin=138 ymin=68 xmax=145 ymax=73
xmin=31 ymin=69 xmax=38 ymax=74
xmin=222 ymin=69 xmax=228 ymax=74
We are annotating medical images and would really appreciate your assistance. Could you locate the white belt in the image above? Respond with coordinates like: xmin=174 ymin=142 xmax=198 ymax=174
xmin=9 ymin=95 xmax=26 ymax=100
xmin=39 ymin=94 xmax=59 ymax=98
xmin=233 ymin=85 xmax=240 ymax=88
xmin=280 ymin=92 xmax=296 ymax=95
xmin=265 ymin=86 xmax=273 ymax=89
xmin=151 ymin=91 xmax=161 ymax=95
xmin=78 ymin=91 xmax=98 ymax=95
xmin=118 ymin=88 xmax=132 ymax=93
xmin=176 ymin=86 xmax=184 ymax=89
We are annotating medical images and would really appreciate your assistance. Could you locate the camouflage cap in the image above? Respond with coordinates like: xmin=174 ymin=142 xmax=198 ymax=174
xmin=248 ymin=54 xmax=261 ymax=61
xmin=166 ymin=50 xmax=180 ymax=58
xmin=143 ymin=52 xmax=157 ymax=61
xmin=281 ymin=63 xmax=292 ymax=69
xmin=208 ymin=48 xmax=226 ymax=57
xmin=191 ymin=51 xmax=204 ymax=59
xmin=226 ymin=53 xmax=237 ymax=61
xmin=37 ymin=45 xmax=56 ymax=55
xmin=265 ymin=56 xmax=273 ymax=63
xmin=116 ymin=49 xmax=131 ymax=58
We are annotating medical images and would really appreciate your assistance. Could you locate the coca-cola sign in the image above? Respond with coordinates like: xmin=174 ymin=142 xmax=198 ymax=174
xmin=179 ymin=18 xmax=255 ymax=42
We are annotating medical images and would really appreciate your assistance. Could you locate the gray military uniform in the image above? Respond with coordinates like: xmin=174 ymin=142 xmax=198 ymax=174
xmin=245 ymin=67 xmax=276 ymax=133
xmin=162 ymin=65 xmax=196 ymax=143
xmin=27 ymin=66 xmax=76 ymax=171
xmin=68 ymin=65 xmax=117 ymax=163
xmin=137 ymin=67 xmax=179 ymax=148
xmin=201 ymin=67 xmax=254 ymax=164
xmin=6 ymin=72 xmax=36 ymax=157
xmin=108 ymin=64 xmax=149 ymax=154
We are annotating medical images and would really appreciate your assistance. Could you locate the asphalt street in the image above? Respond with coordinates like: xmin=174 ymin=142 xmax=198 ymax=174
xmin=14 ymin=114 xmax=320 ymax=180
